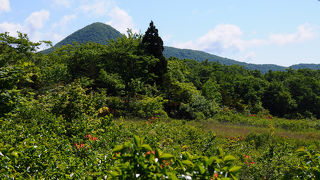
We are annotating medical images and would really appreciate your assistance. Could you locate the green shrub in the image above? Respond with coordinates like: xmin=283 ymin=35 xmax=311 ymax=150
xmin=132 ymin=96 xmax=168 ymax=118
xmin=104 ymin=96 xmax=127 ymax=116
xmin=291 ymin=146 xmax=320 ymax=179
xmin=110 ymin=136 xmax=242 ymax=179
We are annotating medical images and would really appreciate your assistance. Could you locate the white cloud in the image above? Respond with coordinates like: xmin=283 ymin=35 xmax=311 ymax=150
xmin=25 ymin=9 xmax=50 ymax=31
xmin=173 ymin=23 xmax=317 ymax=55
xmin=0 ymin=22 xmax=24 ymax=36
xmin=52 ymin=33 xmax=64 ymax=42
xmin=242 ymin=51 xmax=256 ymax=63
xmin=0 ymin=0 xmax=10 ymax=14
xmin=106 ymin=6 xmax=138 ymax=34
xmin=79 ymin=0 xmax=114 ymax=16
xmin=269 ymin=24 xmax=316 ymax=45
xmin=0 ymin=9 xmax=53 ymax=44
xmin=52 ymin=14 xmax=76 ymax=28
xmin=49 ymin=14 xmax=76 ymax=44
xmin=53 ymin=0 xmax=72 ymax=8
xmin=75 ymin=0 xmax=137 ymax=34
xmin=174 ymin=24 xmax=249 ymax=53
xmin=0 ymin=21 xmax=58 ymax=50
xmin=1 ymin=0 xmax=139 ymax=44
xmin=162 ymin=34 xmax=173 ymax=44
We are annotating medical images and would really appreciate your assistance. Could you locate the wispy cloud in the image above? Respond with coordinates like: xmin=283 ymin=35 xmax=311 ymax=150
xmin=174 ymin=24 xmax=248 ymax=53
xmin=75 ymin=0 xmax=138 ymax=34
xmin=0 ymin=22 xmax=23 ymax=35
xmin=49 ymin=14 xmax=77 ymax=43
xmin=1 ymin=0 xmax=137 ymax=44
xmin=106 ymin=6 xmax=138 ymax=34
xmin=25 ymin=9 xmax=50 ymax=31
xmin=52 ymin=14 xmax=77 ymax=29
xmin=78 ymin=0 xmax=114 ymax=16
xmin=0 ymin=9 xmax=51 ymax=42
xmin=162 ymin=34 xmax=173 ymax=44
xmin=268 ymin=24 xmax=316 ymax=45
xmin=0 ymin=0 xmax=10 ymax=14
xmin=52 ymin=0 xmax=73 ymax=8
xmin=242 ymin=51 xmax=257 ymax=63
xmin=173 ymin=23 xmax=317 ymax=55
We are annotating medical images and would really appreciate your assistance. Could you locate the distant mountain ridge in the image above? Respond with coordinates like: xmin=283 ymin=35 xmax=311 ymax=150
xmin=42 ymin=22 xmax=320 ymax=73
xmin=42 ymin=22 xmax=123 ymax=53
xmin=163 ymin=47 xmax=287 ymax=73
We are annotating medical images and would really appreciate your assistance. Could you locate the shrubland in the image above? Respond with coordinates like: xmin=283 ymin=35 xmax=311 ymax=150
xmin=1 ymin=22 xmax=320 ymax=179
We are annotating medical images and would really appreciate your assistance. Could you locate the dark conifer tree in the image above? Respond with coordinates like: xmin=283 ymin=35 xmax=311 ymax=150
xmin=142 ymin=21 xmax=167 ymax=85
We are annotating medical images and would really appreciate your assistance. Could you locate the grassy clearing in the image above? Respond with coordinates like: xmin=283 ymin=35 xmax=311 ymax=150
xmin=195 ymin=120 xmax=320 ymax=140
xmin=120 ymin=115 xmax=320 ymax=141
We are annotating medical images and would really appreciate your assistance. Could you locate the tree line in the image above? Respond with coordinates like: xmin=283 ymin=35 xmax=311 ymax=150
xmin=1 ymin=21 xmax=320 ymax=120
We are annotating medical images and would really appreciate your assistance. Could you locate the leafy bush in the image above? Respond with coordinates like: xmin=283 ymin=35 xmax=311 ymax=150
xmin=132 ymin=96 xmax=168 ymax=118
xmin=291 ymin=146 xmax=320 ymax=179
xmin=97 ymin=69 xmax=125 ymax=96
xmin=166 ymin=81 xmax=218 ymax=119
xmin=110 ymin=136 xmax=241 ymax=179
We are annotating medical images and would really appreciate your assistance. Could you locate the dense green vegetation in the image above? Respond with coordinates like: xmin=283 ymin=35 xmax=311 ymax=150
xmin=42 ymin=22 xmax=320 ymax=73
xmin=1 ymin=22 xmax=320 ymax=179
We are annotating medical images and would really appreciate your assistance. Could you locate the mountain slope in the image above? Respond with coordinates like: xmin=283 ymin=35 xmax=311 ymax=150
xmin=42 ymin=22 xmax=123 ymax=53
xmin=163 ymin=47 xmax=320 ymax=73
xmin=163 ymin=47 xmax=287 ymax=73
xmin=42 ymin=22 xmax=319 ymax=72
xmin=290 ymin=63 xmax=320 ymax=70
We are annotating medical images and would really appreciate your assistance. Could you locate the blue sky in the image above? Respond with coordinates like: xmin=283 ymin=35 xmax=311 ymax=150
xmin=0 ymin=0 xmax=319 ymax=66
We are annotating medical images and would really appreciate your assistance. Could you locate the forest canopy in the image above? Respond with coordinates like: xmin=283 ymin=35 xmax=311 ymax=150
xmin=2 ymin=22 xmax=320 ymax=120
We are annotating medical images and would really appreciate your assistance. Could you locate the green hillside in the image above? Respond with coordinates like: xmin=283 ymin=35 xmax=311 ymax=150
xmin=42 ymin=22 xmax=123 ymax=53
xmin=163 ymin=46 xmax=287 ymax=73
xmin=290 ymin=63 xmax=320 ymax=70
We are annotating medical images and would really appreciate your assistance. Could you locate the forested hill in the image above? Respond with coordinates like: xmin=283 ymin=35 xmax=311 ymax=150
xmin=290 ymin=63 xmax=320 ymax=70
xmin=42 ymin=22 xmax=320 ymax=72
xmin=163 ymin=47 xmax=287 ymax=73
xmin=42 ymin=22 xmax=123 ymax=53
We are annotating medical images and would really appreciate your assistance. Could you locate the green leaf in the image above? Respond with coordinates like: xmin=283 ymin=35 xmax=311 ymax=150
xmin=231 ymin=173 xmax=239 ymax=180
xmin=167 ymin=172 xmax=178 ymax=180
xmin=208 ymin=156 xmax=218 ymax=165
xmin=223 ymin=155 xmax=236 ymax=162
xmin=11 ymin=151 xmax=19 ymax=158
xmin=296 ymin=147 xmax=305 ymax=153
xmin=182 ymin=160 xmax=194 ymax=168
xmin=176 ymin=160 xmax=185 ymax=169
xmin=186 ymin=152 xmax=193 ymax=159
xmin=229 ymin=166 xmax=242 ymax=173
xmin=218 ymin=148 xmax=225 ymax=157
xmin=203 ymin=156 xmax=209 ymax=164
xmin=141 ymin=144 xmax=152 ymax=151
xmin=197 ymin=164 xmax=205 ymax=174
xmin=155 ymin=148 xmax=162 ymax=158
xmin=110 ymin=171 xmax=120 ymax=177
xmin=134 ymin=135 xmax=142 ymax=148
xmin=119 ymin=162 xmax=130 ymax=169
xmin=112 ymin=145 xmax=124 ymax=152
xmin=306 ymin=151 xmax=312 ymax=158
xmin=160 ymin=153 xmax=174 ymax=160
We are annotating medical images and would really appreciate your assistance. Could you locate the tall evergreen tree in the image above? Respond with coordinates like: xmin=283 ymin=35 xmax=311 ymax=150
xmin=142 ymin=21 xmax=167 ymax=85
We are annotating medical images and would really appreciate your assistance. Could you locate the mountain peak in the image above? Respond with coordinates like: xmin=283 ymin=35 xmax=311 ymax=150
xmin=55 ymin=22 xmax=123 ymax=47
xmin=42 ymin=22 xmax=123 ymax=53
